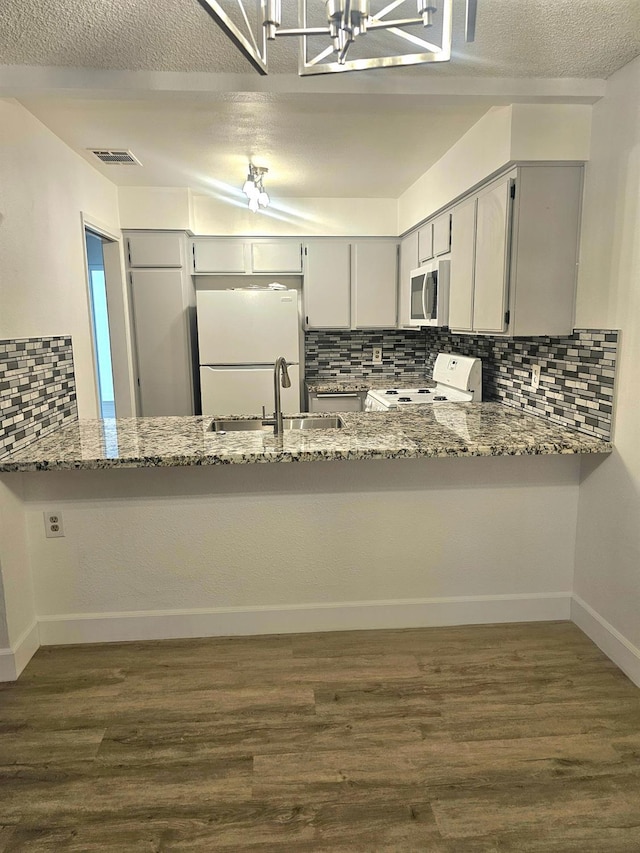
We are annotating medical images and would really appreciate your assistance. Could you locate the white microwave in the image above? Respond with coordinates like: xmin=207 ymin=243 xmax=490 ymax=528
xmin=408 ymin=259 xmax=450 ymax=327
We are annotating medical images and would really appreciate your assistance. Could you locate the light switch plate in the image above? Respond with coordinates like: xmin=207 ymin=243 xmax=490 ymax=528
xmin=531 ymin=364 xmax=541 ymax=390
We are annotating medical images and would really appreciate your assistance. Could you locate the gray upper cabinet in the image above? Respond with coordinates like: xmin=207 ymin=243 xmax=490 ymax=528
xmin=433 ymin=212 xmax=452 ymax=256
xmin=304 ymin=239 xmax=398 ymax=330
xmin=251 ymin=241 xmax=303 ymax=273
xmin=303 ymin=241 xmax=351 ymax=329
xmin=192 ymin=239 xmax=246 ymax=273
xmin=449 ymin=174 xmax=514 ymax=335
xmin=417 ymin=223 xmax=434 ymax=264
xmin=192 ymin=238 xmax=303 ymax=274
xmin=352 ymin=241 xmax=398 ymax=329
xmin=473 ymin=177 xmax=511 ymax=333
xmin=449 ymin=197 xmax=476 ymax=332
xmin=127 ymin=232 xmax=183 ymax=268
xmin=448 ymin=165 xmax=583 ymax=337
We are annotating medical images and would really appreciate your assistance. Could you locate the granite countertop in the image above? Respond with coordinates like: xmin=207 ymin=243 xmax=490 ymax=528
xmin=0 ymin=403 xmax=611 ymax=472
xmin=306 ymin=375 xmax=435 ymax=393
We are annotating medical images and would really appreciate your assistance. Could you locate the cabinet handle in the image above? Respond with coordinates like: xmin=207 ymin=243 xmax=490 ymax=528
xmin=316 ymin=393 xmax=359 ymax=398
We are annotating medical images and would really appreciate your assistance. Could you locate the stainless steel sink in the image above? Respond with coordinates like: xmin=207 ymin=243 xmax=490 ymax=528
xmin=210 ymin=416 xmax=343 ymax=433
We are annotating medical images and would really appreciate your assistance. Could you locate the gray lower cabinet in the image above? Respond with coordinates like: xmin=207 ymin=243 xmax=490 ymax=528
xmin=307 ymin=391 xmax=365 ymax=413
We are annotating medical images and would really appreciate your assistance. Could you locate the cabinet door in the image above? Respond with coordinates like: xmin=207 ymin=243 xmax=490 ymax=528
xmin=449 ymin=198 xmax=476 ymax=332
xmin=417 ymin=223 xmax=433 ymax=263
xmin=352 ymin=241 xmax=398 ymax=328
xmin=398 ymin=230 xmax=419 ymax=327
xmin=433 ymin=212 xmax=451 ymax=256
xmin=473 ymin=178 xmax=511 ymax=334
xmin=193 ymin=239 xmax=246 ymax=273
xmin=127 ymin=232 xmax=183 ymax=268
xmin=129 ymin=270 xmax=193 ymax=416
xmin=303 ymin=241 xmax=351 ymax=329
xmin=251 ymin=241 xmax=303 ymax=273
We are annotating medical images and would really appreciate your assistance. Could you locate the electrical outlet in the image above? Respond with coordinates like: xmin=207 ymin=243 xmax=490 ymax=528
xmin=531 ymin=364 xmax=541 ymax=391
xmin=372 ymin=347 xmax=383 ymax=364
xmin=44 ymin=509 xmax=65 ymax=538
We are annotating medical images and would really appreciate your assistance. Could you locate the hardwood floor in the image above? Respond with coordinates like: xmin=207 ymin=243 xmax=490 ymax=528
xmin=1 ymin=621 xmax=640 ymax=851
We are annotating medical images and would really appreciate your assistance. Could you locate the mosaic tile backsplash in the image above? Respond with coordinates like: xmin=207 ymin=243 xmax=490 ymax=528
xmin=0 ymin=336 xmax=77 ymax=458
xmin=305 ymin=329 xmax=428 ymax=382
xmin=305 ymin=328 xmax=618 ymax=440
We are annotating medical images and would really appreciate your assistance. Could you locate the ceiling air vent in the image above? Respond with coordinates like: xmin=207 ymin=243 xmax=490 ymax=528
xmin=89 ymin=149 xmax=142 ymax=166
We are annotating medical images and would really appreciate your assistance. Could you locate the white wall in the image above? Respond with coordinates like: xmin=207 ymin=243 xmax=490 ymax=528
xmin=572 ymin=56 xmax=640 ymax=669
xmin=509 ymin=104 xmax=592 ymax=162
xmin=191 ymin=195 xmax=398 ymax=237
xmin=119 ymin=188 xmax=399 ymax=236
xmin=118 ymin=187 xmax=193 ymax=231
xmin=0 ymin=98 xmax=121 ymax=420
xmin=398 ymin=104 xmax=592 ymax=234
xmin=20 ymin=455 xmax=580 ymax=643
xmin=0 ymin=99 xmax=121 ymax=674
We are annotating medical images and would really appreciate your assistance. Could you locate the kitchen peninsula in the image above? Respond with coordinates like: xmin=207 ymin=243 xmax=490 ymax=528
xmin=0 ymin=404 xmax=610 ymax=472
xmin=0 ymin=400 xmax=611 ymax=681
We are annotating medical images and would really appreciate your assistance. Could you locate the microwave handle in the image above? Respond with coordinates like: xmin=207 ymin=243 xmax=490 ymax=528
xmin=422 ymin=272 xmax=434 ymax=320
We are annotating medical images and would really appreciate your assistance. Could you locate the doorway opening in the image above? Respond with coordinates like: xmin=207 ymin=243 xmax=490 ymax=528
xmin=85 ymin=229 xmax=116 ymax=418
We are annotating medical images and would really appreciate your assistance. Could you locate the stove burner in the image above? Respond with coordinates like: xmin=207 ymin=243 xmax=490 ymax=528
xmin=385 ymin=389 xmax=399 ymax=395
xmin=417 ymin=389 xmax=431 ymax=394
xmin=398 ymin=396 xmax=412 ymax=402
xmin=433 ymin=395 xmax=447 ymax=401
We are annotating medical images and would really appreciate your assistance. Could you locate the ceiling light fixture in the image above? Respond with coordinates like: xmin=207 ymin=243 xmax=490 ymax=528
xmin=197 ymin=0 xmax=477 ymax=76
xmin=242 ymin=165 xmax=269 ymax=212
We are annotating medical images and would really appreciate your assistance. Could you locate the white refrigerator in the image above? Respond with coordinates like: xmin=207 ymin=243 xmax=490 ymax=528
xmin=196 ymin=289 xmax=301 ymax=416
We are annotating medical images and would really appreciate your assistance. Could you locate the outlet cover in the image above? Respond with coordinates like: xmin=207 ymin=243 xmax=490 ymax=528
xmin=44 ymin=509 xmax=65 ymax=538
xmin=372 ymin=347 xmax=383 ymax=364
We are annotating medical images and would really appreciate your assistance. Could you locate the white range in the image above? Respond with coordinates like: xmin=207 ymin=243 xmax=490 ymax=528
xmin=365 ymin=353 xmax=482 ymax=411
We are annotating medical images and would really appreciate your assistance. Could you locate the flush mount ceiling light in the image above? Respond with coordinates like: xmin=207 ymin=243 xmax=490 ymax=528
xmin=242 ymin=164 xmax=270 ymax=212
xmin=197 ymin=0 xmax=477 ymax=76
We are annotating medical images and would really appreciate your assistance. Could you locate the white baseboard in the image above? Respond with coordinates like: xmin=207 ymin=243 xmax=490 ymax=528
xmin=571 ymin=595 xmax=640 ymax=688
xmin=38 ymin=592 xmax=572 ymax=647
xmin=0 ymin=621 xmax=40 ymax=682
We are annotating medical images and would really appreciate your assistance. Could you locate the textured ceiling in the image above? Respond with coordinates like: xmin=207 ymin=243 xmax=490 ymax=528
xmin=19 ymin=94 xmax=488 ymax=197
xmin=6 ymin=0 xmax=639 ymax=200
xmin=1 ymin=0 xmax=639 ymax=78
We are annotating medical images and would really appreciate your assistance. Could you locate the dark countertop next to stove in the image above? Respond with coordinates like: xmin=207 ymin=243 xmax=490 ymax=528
xmin=0 ymin=403 xmax=611 ymax=472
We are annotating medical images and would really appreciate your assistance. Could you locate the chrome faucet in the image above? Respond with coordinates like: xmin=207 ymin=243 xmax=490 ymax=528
xmin=264 ymin=356 xmax=291 ymax=436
